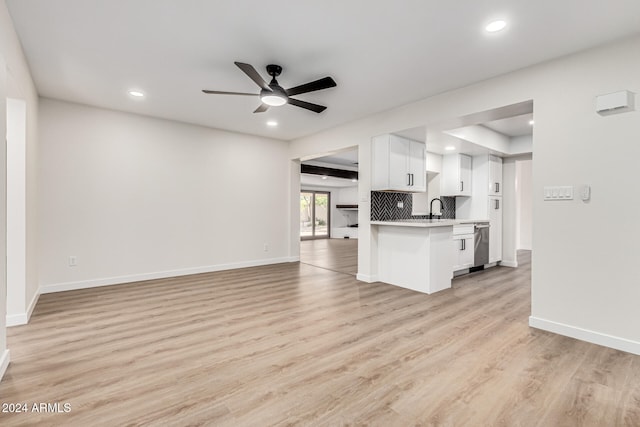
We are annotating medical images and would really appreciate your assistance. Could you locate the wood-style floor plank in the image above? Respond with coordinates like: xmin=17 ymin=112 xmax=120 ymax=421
xmin=0 ymin=250 xmax=638 ymax=426
xmin=300 ymin=238 xmax=357 ymax=275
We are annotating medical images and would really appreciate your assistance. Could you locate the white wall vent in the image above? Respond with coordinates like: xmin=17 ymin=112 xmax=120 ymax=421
xmin=595 ymin=90 xmax=635 ymax=115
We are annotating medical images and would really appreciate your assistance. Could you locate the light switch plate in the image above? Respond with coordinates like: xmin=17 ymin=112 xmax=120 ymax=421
xmin=544 ymin=186 xmax=573 ymax=200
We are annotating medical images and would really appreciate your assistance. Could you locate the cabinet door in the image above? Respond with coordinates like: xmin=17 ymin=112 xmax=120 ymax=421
xmin=489 ymin=155 xmax=503 ymax=196
xmin=408 ymin=140 xmax=426 ymax=192
xmin=441 ymin=153 xmax=472 ymax=197
xmin=489 ymin=197 xmax=503 ymax=263
xmin=452 ymin=236 xmax=464 ymax=271
xmin=388 ymin=135 xmax=411 ymax=190
xmin=453 ymin=234 xmax=474 ymax=271
xmin=459 ymin=154 xmax=472 ymax=196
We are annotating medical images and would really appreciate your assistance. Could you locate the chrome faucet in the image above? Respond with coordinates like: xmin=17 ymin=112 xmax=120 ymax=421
xmin=429 ymin=198 xmax=444 ymax=219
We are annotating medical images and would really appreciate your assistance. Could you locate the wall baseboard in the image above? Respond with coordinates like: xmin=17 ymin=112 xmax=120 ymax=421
xmin=6 ymin=290 xmax=41 ymax=327
xmin=6 ymin=313 xmax=27 ymax=327
xmin=0 ymin=350 xmax=10 ymax=382
xmin=356 ymin=273 xmax=377 ymax=283
xmin=26 ymin=290 xmax=40 ymax=321
xmin=529 ymin=316 xmax=640 ymax=356
xmin=40 ymin=256 xmax=297 ymax=294
xmin=500 ymin=260 xmax=518 ymax=268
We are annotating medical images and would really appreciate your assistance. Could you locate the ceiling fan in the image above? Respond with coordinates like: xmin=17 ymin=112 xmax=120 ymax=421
xmin=202 ymin=62 xmax=337 ymax=114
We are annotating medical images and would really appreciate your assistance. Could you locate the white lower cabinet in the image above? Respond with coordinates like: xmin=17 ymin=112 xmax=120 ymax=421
xmin=452 ymin=234 xmax=474 ymax=271
xmin=452 ymin=224 xmax=474 ymax=272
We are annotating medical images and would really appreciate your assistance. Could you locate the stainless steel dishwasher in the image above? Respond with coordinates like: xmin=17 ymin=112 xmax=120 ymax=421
xmin=474 ymin=223 xmax=490 ymax=267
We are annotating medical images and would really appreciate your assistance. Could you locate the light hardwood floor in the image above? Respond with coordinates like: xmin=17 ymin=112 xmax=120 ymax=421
xmin=0 ymin=251 xmax=638 ymax=426
xmin=300 ymin=238 xmax=358 ymax=275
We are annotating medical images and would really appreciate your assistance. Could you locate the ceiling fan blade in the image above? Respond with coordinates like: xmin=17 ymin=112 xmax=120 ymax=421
xmin=202 ymin=90 xmax=258 ymax=96
xmin=253 ymin=104 xmax=270 ymax=113
xmin=288 ymin=98 xmax=327 ymax=113
xmin=234 ymin=62 xmax=271 ymax=91
xmin=286 ymin=76 xmax=336 ymax=97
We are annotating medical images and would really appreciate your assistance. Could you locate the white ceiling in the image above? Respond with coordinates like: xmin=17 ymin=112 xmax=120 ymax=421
xmin=7 ymin=1 xmax=640 ymax=141
xmin=310 ymin=150 xmax=359 ymax=168
xmin=483 ymin=113 xmax=533 ymax=137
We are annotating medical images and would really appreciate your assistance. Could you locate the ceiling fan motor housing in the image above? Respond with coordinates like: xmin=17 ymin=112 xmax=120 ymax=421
xmin=266 ymin=64 xmax=283 ymax=77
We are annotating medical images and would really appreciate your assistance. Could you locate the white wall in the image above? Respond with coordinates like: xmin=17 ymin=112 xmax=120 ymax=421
xmin=6 ymin=98 xmax=26 ymax=322
xmin=290 ymin=35 xmax=640 ymax=355
xmin=38 ymin=99 xmax=292 ymax=292
xmin=0 ymin=0 xmax=40 ymax=378
xmin=501 ymin=157 xmax=518 ymax=267
xmin=511 ymin=135 xmax=533 ymax=155
xmin=502 ymin=153 xmax=532 ymax=267
xmin=0 ymin=52 xmax=8 ymax=379
xmin=516 ymin=158 xmax=533 ymax=250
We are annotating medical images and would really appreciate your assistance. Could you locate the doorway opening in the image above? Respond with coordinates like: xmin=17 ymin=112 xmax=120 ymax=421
xmin=298 ymin=147 xmax=359 ymax=275
xmin=423 ymin=100 xmax=533 ymax=291
xmin=300 ymin=190 xmax=330 ymax=240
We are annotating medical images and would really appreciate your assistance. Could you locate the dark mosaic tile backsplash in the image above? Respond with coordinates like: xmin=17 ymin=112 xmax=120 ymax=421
xmin=370 ymin=191 xmax=455 ymax=221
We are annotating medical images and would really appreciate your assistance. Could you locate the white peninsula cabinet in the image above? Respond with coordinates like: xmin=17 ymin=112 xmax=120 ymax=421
xmin=441 ymin=153 xmax=472 ymax=196
xmin=371 ymin=221 xmax=455 ymax=294
xmin=372 ymin=134 xmax=426 ymax=192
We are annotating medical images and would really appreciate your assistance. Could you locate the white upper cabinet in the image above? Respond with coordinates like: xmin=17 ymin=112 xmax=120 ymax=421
xmin=441 ymin=153 xmax=472 ymax=197
xmin=372 ymin=134 xmax=426 ymax=192
xmin=488 ymin=155 xmax=503 ymax=196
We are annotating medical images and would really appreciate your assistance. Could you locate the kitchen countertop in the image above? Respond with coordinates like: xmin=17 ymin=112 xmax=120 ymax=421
xmin=370 ymin=219 xmax=489 ymax=228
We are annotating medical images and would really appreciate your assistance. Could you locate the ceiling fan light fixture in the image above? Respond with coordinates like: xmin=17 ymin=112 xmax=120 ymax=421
xmin=261 ymin=94 xmax=287 ymax=106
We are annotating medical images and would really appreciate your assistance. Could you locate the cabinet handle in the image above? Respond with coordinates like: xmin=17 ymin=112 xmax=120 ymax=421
xmin=495 ymin=199 xmax=500 ymax=209
xmin=411 ymin=174 xmax=414 ymax=186
xmin=495 ymin=182 xmax=499 ymax=193
xmin=407 ymin=174 xmax=411 ymax=186
xmin=461 ymin=239 xmax=465 ymax=250
xmin=460 ymin=181 xmax=464 ymax=192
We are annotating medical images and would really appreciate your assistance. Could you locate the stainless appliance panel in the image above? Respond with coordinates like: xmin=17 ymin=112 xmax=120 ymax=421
xmin=474 ymin=224 xmax=490 ymax=267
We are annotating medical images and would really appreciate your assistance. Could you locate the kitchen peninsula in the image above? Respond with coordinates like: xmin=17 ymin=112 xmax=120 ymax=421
xmin=371 ymin=219 xmax=481 ymax=294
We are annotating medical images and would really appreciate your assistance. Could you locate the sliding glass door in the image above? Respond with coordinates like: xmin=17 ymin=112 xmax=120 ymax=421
xmin=300 ymin=191 xmax=330 ymax=239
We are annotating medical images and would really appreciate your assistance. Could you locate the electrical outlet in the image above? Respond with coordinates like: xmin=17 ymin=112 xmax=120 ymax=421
xmin=263 ymin=243 xmax=269 ymax=252
xmin=397 ymin=201 xmax=404 ymax=208
xmin=69 ymin=256 xmax=78 ymax=267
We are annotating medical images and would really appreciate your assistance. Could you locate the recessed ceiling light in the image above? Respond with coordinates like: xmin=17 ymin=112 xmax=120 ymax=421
xmin=529 ymin=120 xmax=535 ymax=125
xmin=485 ymin=20 xmax=507 ymax=33
xmin=128 ymin=90 xmax=145 ymax=98
xmin=351 ymin=179 xmax=358 ymax=183
xmin=321 ymin=176 xmax=328 ymax=180
xmin=266 ymin=121 xmax=278 ymax=127
xmin=445 ymin=146 xmax=456 ymax=151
